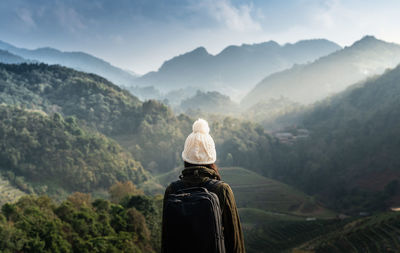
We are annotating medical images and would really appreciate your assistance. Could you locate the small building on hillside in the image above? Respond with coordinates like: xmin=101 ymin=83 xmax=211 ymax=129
xmin=297 ymin=128 xmax=310 ymax=138
xmin=275 ymin=132 xmax=295 ymax=144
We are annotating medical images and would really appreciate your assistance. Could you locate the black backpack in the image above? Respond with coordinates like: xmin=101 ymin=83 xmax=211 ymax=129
xmin=163 ymin=179 xmax=226 ymax=253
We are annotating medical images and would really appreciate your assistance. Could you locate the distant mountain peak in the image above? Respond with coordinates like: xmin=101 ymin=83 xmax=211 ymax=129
xmin=360 ymin=35 xmax=377 ymax=41
xmin=219 ymin=40 xmax=280 ymax=55
xmin=351 ymin=35 xmax=381 ymax=47
xmin=289 ymin=38 xmax=338 ymax=45
xmin=156 ymin=46 xmax=211 ymax=72
xmin=35 ymin=47 xmax=61 ymax=53
xmin=189 ymin=46 xmax=210 ymax=56
xmin=249 ymin=40 xmax=280 ymax=48
xmin=170 ymin=46 xmax=211 ymax=59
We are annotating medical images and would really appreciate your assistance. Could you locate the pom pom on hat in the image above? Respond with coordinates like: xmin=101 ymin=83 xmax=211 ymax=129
xmin=182 ymin=118 xmax=216 ymax=165
xmin=192 ymin=118 xmax=210 ymax=134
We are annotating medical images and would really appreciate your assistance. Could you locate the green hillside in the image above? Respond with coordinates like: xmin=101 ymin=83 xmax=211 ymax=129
xmin=242 ymin=209 xmax=400 ymax=253
xmin=0 ymin=63 xmax=141 ymax=134
xmin=220 ymin=167 xmax=333 ymax=216
xmin=0 ymin=106 xmax=149 ymax=194
xmin=179 ymin=90 xmax=239 ymax=114
xmin=296 ymin=211 xmax=400 ymax=253
xmin=262 ymin=63 xmax=400 ymax=213
xmin=244 ymin=216 xmax=344 ymax=253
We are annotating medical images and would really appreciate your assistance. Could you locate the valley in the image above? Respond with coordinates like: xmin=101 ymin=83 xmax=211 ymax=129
xmin=0 ymin=34 xmax=400 ymax=252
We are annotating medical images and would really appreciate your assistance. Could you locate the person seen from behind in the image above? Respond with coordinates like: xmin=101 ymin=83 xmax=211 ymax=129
xmin=161 ymin=118 xmax=245 ymax=253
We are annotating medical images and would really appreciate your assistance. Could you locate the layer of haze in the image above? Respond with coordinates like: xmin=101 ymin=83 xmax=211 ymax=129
xmin=0 ymin=0 xmax=399 ymax=74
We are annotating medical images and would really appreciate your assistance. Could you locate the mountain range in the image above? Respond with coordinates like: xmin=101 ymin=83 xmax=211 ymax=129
xmin=135 ymin=39 xmax=341 ymax=100
xmin=0 ymin=40 xmax=137 ymax=86
xmin=242 ymin=36 xmax=400 ymax=107
xmin=0 ymin=38 xmax=342 ymax=104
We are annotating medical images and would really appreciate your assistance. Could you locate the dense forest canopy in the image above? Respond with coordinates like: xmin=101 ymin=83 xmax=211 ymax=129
xmin=0 ymin=192 xmax=162 ymax=253
xmin=0 ymin=106 xmax=149 ymax=194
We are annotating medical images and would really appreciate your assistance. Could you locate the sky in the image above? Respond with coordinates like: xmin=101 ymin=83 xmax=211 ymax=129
xmin=0 ymin=0 xmax=400 ymax=74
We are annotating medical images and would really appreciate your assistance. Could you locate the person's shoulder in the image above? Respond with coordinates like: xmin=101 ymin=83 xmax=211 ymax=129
xmin=167 ymin=179 xmax=181 ymax=188
xmin=213 ymin=180 xmax=232 ymax=193
xmin=165 ymin=180 xmax=184 ymax=194
xmin=217 ymin=180 xmax=230 ymax=188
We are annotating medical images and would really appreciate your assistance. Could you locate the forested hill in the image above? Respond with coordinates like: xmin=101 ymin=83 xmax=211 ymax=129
xmin=179 ymin=90 xmax=238 ymax=114
xmin=0 ymin=63 xmax=193 ymax=174
xmin=0 ymin=63 xmax=286 ymax=176
xmin=272 ymin=64 xmax=400 ymax=212
xmin=242 ymin=36 xmax=400 ymax=107
xmin=0 ymin=106 xmax=149 ymax=194
xmin=0 ymin=63 xmax=142 ymax=134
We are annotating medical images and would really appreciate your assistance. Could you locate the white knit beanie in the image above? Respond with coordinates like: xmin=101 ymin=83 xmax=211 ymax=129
xmin=182 ymin=118 xmax=216 ymax=165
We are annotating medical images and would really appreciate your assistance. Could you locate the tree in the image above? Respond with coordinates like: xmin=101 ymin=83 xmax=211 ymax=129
xmin=67 ymin=192 xmax=92 ymax=209
xmin=109 ymin=181 xmax=143 ymax=203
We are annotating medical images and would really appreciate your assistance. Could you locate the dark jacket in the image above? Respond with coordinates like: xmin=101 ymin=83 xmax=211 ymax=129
xmin=161 ymin=166 xmax=245 ymax=253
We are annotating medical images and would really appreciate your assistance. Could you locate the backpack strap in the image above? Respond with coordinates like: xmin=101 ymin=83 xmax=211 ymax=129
xmin=169 ymin=179 xmax=223 ymax=194
xmin=169 ymin=180 xmax=185 ymax=194
xmin=203 ymin=179 xmax=224 ymax=192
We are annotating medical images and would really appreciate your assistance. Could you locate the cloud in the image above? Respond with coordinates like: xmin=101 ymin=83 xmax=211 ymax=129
xmin=195 ymin=0 xmax=261 ymax=32
xmin=110 ymin=35 xmax=125 ymax=45
xmin=54 ymin=4 xmax=86 ymax=33
xmin=16 ymin=8 xmax=36 ymax=28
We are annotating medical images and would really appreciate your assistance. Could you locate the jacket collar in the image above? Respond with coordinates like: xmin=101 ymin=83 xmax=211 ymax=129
xmin=181 ymin=166 xmax=219 ymax=181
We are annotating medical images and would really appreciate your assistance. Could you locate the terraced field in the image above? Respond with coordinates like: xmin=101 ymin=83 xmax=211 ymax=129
xmin=220 ymin=167 xmax=335 ymax=217
xmin=242 ymin=209 xmax=400 ymax=253
xmin=245 ymin=218 xmax=344 ymax=253
xmin=0 ymin=177 xmax=26 ymax=206
xmin=297 ymin=211 xmax=400 ymax=253
xmin=157 ymin=166 xmax=333 ymax=216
